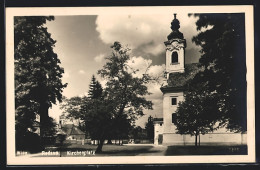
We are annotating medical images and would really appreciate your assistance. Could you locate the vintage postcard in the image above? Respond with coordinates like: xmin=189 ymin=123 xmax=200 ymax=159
xmin=6 ymin=6 xmax=255 ymax=165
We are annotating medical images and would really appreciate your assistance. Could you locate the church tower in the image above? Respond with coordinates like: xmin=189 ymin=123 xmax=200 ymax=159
xmin=164 ymin=14 xmax=186 ymax=75
xmin=161 ymin=14 xmax=186 ymax=145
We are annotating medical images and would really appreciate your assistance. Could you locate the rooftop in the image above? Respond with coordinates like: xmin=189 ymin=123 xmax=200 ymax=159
xmin=161 ymin=63 xmax=203 ymax=92
xmin=61 ymin=124 xmax=85 ymax=135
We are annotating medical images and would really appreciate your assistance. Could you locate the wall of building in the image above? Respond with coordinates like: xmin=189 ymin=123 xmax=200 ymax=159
xmin=163 ymin=91 xmax=184 ymax=134
xmin=162 ymin=132 xmax=247 ymax=145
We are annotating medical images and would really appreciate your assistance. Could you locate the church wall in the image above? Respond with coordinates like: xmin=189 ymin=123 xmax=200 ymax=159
xmin=163 ymin=132 xmax=247 ymax=145
xmin=162 ymin=119 xmax=247 ymax=145
xmin=163 ymin=91 xmax=184 ymax=133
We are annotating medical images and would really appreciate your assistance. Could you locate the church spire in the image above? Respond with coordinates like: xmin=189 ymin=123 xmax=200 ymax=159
xmin=167 ymin=13 xmax=184 ymax=40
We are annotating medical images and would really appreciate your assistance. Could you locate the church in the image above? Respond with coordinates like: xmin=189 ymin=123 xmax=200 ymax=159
xmin=153 ymin=14 xmax=247 ymax=146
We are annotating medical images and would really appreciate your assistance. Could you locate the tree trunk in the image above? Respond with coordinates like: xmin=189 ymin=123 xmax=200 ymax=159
xmin=39 ymin=102 xmax=49 ymax=140
xmin=96 ymin=138 xmax=105 ymax=153
xmin=107 ymin=139 xmax=112 ymax=144
xmin=195 ymin=134 xmax=198 ymax=147
xmin=199 ymin=133 xmax=200 ymax=146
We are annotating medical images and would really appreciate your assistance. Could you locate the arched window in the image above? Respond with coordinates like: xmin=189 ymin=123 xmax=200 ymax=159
xmin=171 ymin=51 xmax=178 ymax=63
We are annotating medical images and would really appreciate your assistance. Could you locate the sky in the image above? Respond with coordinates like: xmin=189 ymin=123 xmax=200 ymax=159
xmin=46 ymin=13 xmax=201 ymax=128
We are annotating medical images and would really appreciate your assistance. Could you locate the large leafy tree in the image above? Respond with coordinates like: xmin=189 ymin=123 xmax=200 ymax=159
xmin=98 ymin=42 xmax=153 ymax=144
xmin=98 ymin=42 xmax=153 ymax=121
xmin=173 ymin=79 xmax=221 ymax=146
xmin=15 ymin=16 xmax=67 ymax=142
xmin=192 ymin=13 xmax=247 ymax=132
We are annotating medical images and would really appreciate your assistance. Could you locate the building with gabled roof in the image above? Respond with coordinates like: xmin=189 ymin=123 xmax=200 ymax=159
xmin=59 ymin=115 xmax=85 ymax=141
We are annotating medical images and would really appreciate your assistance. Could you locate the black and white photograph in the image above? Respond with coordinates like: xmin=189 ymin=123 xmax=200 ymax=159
xmin=6 ymin=6 xmax=255 ymax=164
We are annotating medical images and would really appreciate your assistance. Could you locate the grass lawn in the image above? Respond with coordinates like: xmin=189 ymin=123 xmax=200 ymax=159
xmin=165 ymin=145 xmax=248 ymax=155
xmin=95 ymin=144 xmax=155 ymax=156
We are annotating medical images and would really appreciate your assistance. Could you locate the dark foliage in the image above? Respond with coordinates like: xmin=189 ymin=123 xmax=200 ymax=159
xmin=88 ymin=75 xmax=103 ymax=99
xmin=145 ymin=116 xmax=154 ymax=140
xmin=14 ymin=16 xmax=67 ymax=149
xmin=173 ymin=13 xmax=247 ymax=146
xmin=192 ymin=13 xmax=247 ymax=132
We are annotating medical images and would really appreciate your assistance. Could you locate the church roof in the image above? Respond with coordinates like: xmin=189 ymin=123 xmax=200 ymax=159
xmin=161 ymin=63 xmax=203 ymax=92
xmin=167 ymin=30 xmax=184 ymax=40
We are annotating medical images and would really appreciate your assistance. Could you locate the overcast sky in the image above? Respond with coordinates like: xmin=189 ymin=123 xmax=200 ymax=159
xmin=47 ymin=13 xmax=201 ymax=127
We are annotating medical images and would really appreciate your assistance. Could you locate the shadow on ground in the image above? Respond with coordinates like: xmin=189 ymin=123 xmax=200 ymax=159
xmin=165 ymin=145 xmax=248 ymax=155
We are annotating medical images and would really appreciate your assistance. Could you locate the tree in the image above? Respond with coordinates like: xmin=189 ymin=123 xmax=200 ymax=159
xmin=88 ymin=75 xmax=103 ymax=99
xmin=129 ymin=126 xmax=144 ymax=143
xmin=60 ymin=96 xmax=83 ymax=121
xmin=173 ymin=13 xmax=247 ymax=145
xmin=98 ymin=41 xmax=153 ymax=122
xmin=110 ymin=113 xmax=132 ymax=145
xmin=97 ymin=41 xmax=153 ymax=151
xmin=145 ymin=116 xmax=154 ymax=141
xmin=173 ymin=78 xmax=221 ymax=146
xmin=81 ymin=96 xmax=113 ymax=151
xmin=191 ymin=13 xmax=247 ymax=132
xmin=14 ymin=16 xmax=67 ymax=147
xmin=40 ymin=117 xmax=57 ymax=138
xmin=40 ymin=117 xmax=58 ymax=145
xmin=61 ymin=78 xmax=113 ymax=152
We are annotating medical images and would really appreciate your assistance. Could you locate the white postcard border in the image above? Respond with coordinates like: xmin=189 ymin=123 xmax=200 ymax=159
xmin=6 ymin=5 xmax=255 ymax=165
